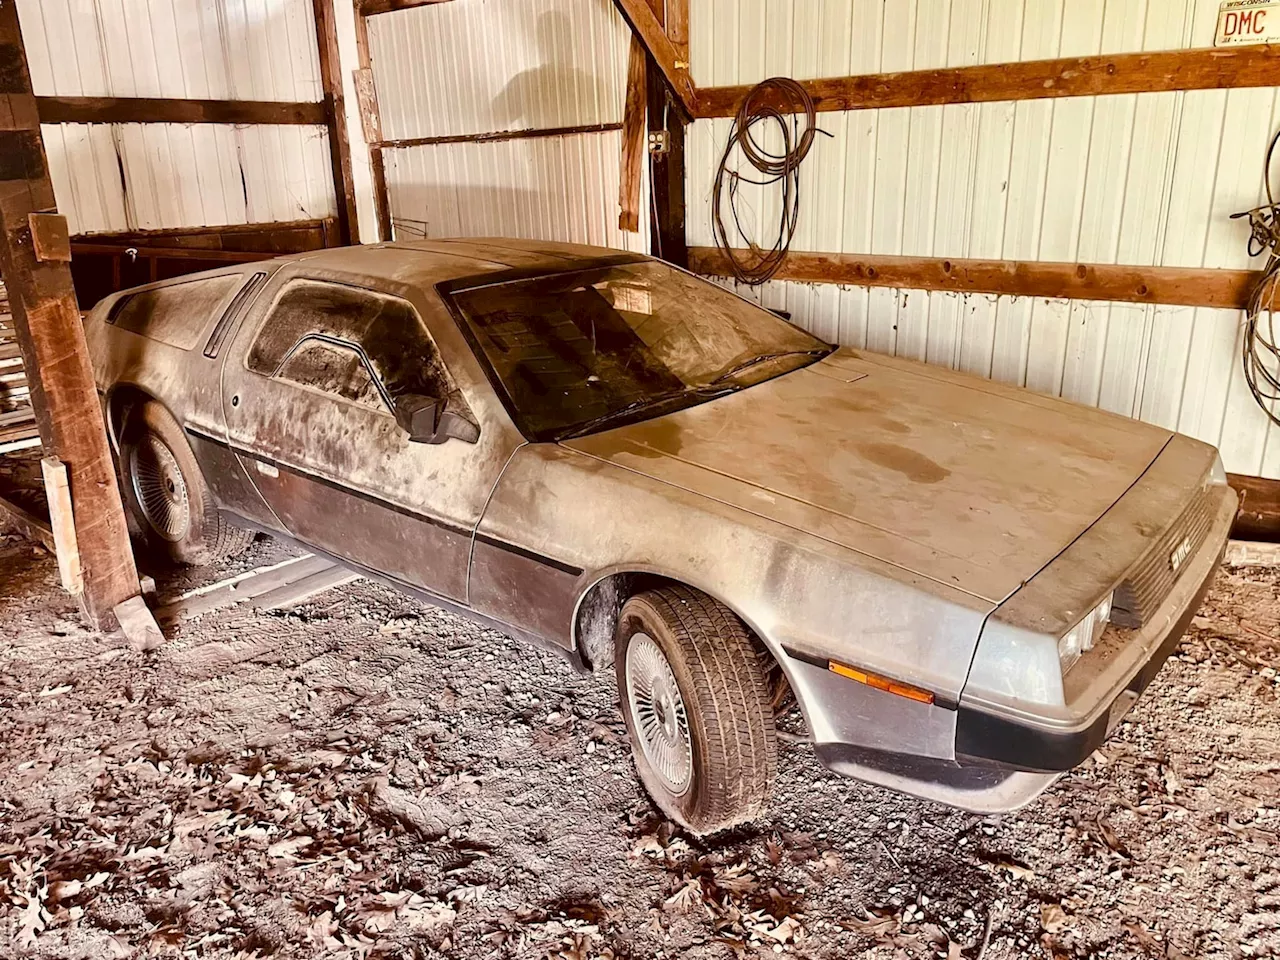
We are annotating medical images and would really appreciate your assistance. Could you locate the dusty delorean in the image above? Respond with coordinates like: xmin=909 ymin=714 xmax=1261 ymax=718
xmin=86 ymin=238 xmax=1237 ymax=834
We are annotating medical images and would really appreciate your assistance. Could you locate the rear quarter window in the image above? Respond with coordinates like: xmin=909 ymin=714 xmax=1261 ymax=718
xmin=109 ymin=274 xmax=246 ymax=350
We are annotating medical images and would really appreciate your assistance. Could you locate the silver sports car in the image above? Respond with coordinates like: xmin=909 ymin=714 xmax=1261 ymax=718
xmin=86 ymin=238 xmax=1237 ymax=834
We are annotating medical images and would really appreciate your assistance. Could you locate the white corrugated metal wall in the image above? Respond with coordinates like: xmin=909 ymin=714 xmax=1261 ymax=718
xmin=19 ymin=0 xmax=336 ymax=234
xmin=687 ymin=0 xmax=1280 ymax=479
xmin=366 ymin=0 xmax=649 ymax=252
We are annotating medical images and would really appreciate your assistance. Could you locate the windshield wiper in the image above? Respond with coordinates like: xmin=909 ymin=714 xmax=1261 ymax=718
xmin=709 ymin=348 xmax=831 ymax=386
xmin=558 ymin=385 xmax=732 ymax=441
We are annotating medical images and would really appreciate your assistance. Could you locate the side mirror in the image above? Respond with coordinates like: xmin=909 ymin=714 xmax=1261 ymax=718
xmin=394 ymin=393 xmax=480 ymax=445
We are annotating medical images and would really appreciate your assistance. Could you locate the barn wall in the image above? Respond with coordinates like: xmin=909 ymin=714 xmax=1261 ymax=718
xmin=18 ymin=0 xmax=336 ymax=234
xmin=366 ymin=0 xmax=648 ymax=252
xmin=687 ymin=0 xmax=1280 ymax=478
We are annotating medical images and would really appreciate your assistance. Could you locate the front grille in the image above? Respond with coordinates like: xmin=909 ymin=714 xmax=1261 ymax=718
xmin=1112 ymin=487 xmax=1216 ymax=628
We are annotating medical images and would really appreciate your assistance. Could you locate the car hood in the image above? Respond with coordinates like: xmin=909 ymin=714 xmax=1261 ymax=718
xmin=561 ymin=349 xmax=1172 ymax=603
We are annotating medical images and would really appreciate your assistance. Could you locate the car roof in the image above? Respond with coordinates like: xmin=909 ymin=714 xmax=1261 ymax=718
xmin=285 ymin=237 xmax=649 ymax=287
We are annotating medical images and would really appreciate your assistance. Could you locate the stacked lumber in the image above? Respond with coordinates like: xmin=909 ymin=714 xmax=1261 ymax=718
xmin=0 ymin=282 xmax=40 ymax=454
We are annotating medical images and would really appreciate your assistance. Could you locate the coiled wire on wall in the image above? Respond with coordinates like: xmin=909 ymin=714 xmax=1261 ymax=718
xmin=1235 ymin=128 xmax=1280 ymax=428
xmin=711 ymin=77 xmax=826 ymax=286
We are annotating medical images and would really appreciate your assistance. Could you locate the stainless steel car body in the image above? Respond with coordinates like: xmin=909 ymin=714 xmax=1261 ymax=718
xmin=85 ymin=238 xmax=1237 ymax=814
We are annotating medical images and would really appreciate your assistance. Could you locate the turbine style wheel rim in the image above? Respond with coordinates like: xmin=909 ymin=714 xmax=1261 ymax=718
xmin=626 ymin=631 xmax=693 ymax=796
xmin=130 ymin=435 xmax=190 ymax=542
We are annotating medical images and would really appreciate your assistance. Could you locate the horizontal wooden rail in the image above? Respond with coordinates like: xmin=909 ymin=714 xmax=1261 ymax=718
xmin=71 ymin=243 xmax=275 ymax=263
xmin=73 ymin=218 xmax=340 ymax=253
xmin=37 ymin=96 xmax=326 ymax=126
xmin=376 ymin=121 xmax=623 ymax=151
xmin=358 ymin=0 xmax=451 ymax=14
xmin=689 ymin=247 xmax=1261 ymax=310
xmin=695 ymin=44 xmax=1280 ymax=118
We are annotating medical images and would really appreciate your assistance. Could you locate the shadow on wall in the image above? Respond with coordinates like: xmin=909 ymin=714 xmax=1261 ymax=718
xmin=491 ymin=7 xmax=616 ymax=130
xmin=388 ymin=183 xmax=541 ymax=241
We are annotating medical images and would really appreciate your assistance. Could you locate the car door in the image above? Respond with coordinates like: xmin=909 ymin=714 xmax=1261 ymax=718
xmin=219 ymin=267 xmax=523 ymax=604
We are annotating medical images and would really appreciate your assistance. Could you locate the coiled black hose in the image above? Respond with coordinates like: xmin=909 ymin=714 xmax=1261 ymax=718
xmin=711 ymin=77 xmax=826 ymax=286
xmin=1236 ymin=128 xmax=1280 ymax=428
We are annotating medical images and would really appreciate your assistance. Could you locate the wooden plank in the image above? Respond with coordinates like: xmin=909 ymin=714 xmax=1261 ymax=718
xmin=1224 ymin=540 xmax=1280 ymax=566
xmin=353 ymin=9 xmax=392 ymax=242
xmin=695 ymin=44 xmax=1280 ymax=118
xmin=72 ymin=218 xmax=336 ymax=252
xmin=353 ymin=67 xmax=382 ymax=145
xmin=254 ymin=564 xmax=361 ymax=612
xmin=41 ymin=457 xmax=81 ymax=595
xmin=688 ymin=248 xmax=1261 ymax=310
xmin=71 ymin=242 xmax=276 ymax=263
xmin=156 ymin=553 xmax=336 ymax=621
xmin=1228 ymin=473 xmax=1280 ymax=542
xmin=611 ymin=0 xmax=696 ymax=116
xmin=312 ymin=0 xmax=360 ymax=245
xmin=667 ymin=0 xmax=688 ymax=63
xmin=358 ymin=0 xmax=451 ymax=14
xmin=376 ymin=121 xmax=624 ymax=151
xmin=0 ymin=491 xmax=54 ymax=551
xmin=0 ymin=6 xmax=142 ymax=628
xmin=619 ymin=36 xmax=647 ymax=233
xmin=36 ymin=96 xmax=327 ymax=126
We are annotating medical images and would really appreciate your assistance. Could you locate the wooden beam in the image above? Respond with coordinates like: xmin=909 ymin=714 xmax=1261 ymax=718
xmin=312 ymin=0 xmax=360 ymax=244
xmin=695 ymin=44 xmax=1280 ymax=118
xmin=0 ymin=491 xmax=55 ymax=552
xmin=1229 ymin=473 xmax=1280 ymax=542
xmin=667 ymin=0 xmax=689 ymax=64
xmin=352 ymin=8 xmax=392 ymax=241
xmin=611 ymin=0 xmax=696 ymax=116
xmin=375 ymin=121 xmax=624 ymax=151
xmin=0 ymin=6 xmax=141 ymax=629
xmin=648 ymin=53 xmax=687 ymax=267
xmin=358 ymin=0 xmax=451 ymax=14
xmin=36 ymin=96 xmax=326 ymax=126
xmin=70 ymin=242 xmax=276 ymax=263
xmin=42 ymin=456 xmax=82 ymax=596
xmin=619 ymin=36 xmax=648 ymax=233
xmin=689 ymin=248 xmax=1261 ymax=310
xmin=72 ymin=218 xmax=339 ymax=252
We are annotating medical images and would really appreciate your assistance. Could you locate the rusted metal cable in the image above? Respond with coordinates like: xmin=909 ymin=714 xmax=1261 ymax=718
xmin=711 ymin=77 xmax=827 ymax=286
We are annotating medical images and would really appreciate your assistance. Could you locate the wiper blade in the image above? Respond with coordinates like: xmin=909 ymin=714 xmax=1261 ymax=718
xmin=709 ymin=348 xmax=830 ymax=385
xmin=558 ymin=385 xmax=734 ymax=441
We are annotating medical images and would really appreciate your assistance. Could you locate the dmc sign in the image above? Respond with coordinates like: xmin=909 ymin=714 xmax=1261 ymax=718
xmin=1216 ymin=0 xmax=1280 ymax=45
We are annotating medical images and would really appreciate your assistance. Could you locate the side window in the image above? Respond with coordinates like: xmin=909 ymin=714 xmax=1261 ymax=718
xmin=247 ymin=279 xmax=455 ymax=402
xmin=276 ymin=338 xmax=385 ymax=411
xmin=109 ymin=274 xmax=246 ymax=350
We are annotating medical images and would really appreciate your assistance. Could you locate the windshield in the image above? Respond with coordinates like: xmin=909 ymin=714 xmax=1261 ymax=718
xmin=444 ymin=260 xmax=831 ymax=441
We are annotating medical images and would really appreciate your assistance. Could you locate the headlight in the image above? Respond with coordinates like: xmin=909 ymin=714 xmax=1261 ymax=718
xmin=1208 ymin=453 xmax=1228 ymax=487
xmin=1058 ymin=592 xmax=1113 ymax=673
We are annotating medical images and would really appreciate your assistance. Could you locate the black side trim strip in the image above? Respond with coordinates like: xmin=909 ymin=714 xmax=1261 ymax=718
xmin=473 ymin=533 xmax=583 ymax=577
xmin=782 ymin=644 xmax=828 ymax=669
xmin=184 ymin=425 xmax=583 ymax=578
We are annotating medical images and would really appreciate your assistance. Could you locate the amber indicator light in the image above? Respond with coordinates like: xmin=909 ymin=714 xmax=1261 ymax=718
xmin=828 ymin=661 xmax=936 ymax=705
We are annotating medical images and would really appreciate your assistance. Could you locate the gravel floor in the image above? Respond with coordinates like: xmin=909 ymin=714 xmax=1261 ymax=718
xmin=0 ymin=530 xmax=1277 ymax=960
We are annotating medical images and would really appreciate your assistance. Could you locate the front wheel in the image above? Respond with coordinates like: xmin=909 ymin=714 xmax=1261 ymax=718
xmin=615 ymin=586 xmax=778 ymax=835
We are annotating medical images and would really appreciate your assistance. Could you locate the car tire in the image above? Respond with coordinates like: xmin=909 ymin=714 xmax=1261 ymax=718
xmin=119 ymin=400 xmax=255 ymax=566
xmin=615 ymin=586 xmax=778 ymax=835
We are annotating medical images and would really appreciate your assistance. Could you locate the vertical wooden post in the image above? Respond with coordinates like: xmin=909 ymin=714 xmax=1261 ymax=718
xmin=618 ymin=36 xmax=648 ymax=233
xmin=312 ymin=0 xmax=360 ymax=245
xmin=0 ymin=6 xmax=140 ymax=628
xmin=353 ymin=9 xmax=392 ymax=241
xmin=647 ymin=55 xmax=688 ymax=267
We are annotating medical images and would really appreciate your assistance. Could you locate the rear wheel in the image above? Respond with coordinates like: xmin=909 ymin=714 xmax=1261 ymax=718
xmin=616 ymin=586 xmax=777 ymax=835
xmin=119 ymin=400 xmax=254 ymax=565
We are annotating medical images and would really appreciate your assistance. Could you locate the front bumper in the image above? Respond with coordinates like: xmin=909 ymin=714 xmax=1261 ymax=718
xmin=795 ymin=480 xmax=1235 ymax=814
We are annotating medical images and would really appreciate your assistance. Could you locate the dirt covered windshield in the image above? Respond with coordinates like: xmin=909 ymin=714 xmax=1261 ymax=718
xmin=445 ymin=260 xmax=831 ymax=441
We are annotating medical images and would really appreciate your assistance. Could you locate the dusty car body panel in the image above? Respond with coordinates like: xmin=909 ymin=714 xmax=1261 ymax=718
xmin=83 ymin=238 xmax=1237 ymax=815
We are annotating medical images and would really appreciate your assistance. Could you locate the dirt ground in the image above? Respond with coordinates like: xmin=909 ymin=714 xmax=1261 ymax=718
xmin=0 ymin=528 xmax=1278 ymax=960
